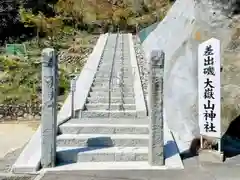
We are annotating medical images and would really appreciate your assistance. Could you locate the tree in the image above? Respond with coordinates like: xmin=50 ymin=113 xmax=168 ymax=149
xmin=21 ymin=0 xmax=58 ymax=16
xmin=112 ymin=7 xmax=132 ymax=30
xmin=45 ymin=16 xmax=63 ymax=47
xmin=20 ymin=7 xmax=63 ymax=47
xmin=56 ymin=0 xmax=96 ymax=29
xmin=0 ymin=0 xmax=21 ymax=44
xmin=19 ymin=7 xmax=47 ymax=46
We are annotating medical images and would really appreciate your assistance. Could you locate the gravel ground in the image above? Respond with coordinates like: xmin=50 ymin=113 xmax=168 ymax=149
xmin=0 ymin=121 xmax=39 ymax=179
xmin=0 ymin=147 xmax=36 ymax=180
xmin=0 ymin=176 xmax=35 ymax=180
xmin=0 ymin=147 xmax=24 ymax=173
xmin=133 ymin=35 xmax=149 ymax=113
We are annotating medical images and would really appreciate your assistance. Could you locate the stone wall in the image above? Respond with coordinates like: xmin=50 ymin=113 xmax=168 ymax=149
xmin=0 ymin=103 xmax=41 ymax=121
xmin=0 ymin=102 xmax=63 ymax=121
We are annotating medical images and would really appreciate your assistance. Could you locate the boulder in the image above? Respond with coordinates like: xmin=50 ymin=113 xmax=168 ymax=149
xmin=142 ymin=0 xmax=240 ymax=153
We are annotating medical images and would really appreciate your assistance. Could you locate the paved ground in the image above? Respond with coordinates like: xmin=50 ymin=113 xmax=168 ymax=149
xmin=0 ymin=121 xmax=39 ymax=159
xmin=36 ymin=156 xmax=240 ymax=180
xmin=34 ymin=151 xmax=240 ymax=180
xmin=0 ymin=121 xmax=39 ymax=173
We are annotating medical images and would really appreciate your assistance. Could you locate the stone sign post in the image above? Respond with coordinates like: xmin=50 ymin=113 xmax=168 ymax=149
xmin=41 ymin=48 xmax=58 ymax=168
xmin=148 ymin=50 xmax=165 ymax=166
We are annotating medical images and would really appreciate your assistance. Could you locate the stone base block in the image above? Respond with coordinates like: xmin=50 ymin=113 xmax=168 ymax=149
xmin=198 ymin=149 xmax=224 ymax=163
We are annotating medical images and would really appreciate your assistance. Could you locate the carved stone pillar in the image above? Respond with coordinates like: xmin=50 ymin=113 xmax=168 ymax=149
xmin=148 ymin=50 xmax=165 ymax=166
xmin=41 ymin=48 xmax=58 ymax=168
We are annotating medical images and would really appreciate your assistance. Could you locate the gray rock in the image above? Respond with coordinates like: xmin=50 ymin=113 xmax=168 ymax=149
xmin=141 ymin=0 xmax=240 ymax=153
xmin=23 ymin=113 xmax=28 ymax=118
xmin=27 ymin=115 xmax=34 ymax=120
xmin=17 ymin=117 xmax=24 ymax=121
xmin=34 ymin=115 xmax=41 ymax=120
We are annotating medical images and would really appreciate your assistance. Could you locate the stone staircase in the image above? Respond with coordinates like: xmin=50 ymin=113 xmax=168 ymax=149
xmin=56 ymin=33 xmax=149 ymax=165
xmin=11 ymin=33 xmax=183 ymax=174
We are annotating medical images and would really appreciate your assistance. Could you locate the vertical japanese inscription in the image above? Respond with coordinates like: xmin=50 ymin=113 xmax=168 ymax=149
xmin=203 ymin=45 xmax=217 ymax=133
xmin=198 ymin=38 xmax=221 ymax=138
xmin=41 ymin=48 xmax=58 ymax=168
xmin=148 ymin=50 xmax=164 ymax=166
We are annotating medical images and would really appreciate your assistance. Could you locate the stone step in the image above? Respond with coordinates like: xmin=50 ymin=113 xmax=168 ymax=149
xmin=92 ymin=82 xmax=134 ymax=87
xmin=89 ymin=91 xmax=134 ymax=97
xmin=95 ymin=74 xmax=133 ymax=79
xmin=86 ymin=96 xmax=134 ymax=104
xmin=96 ymin=71 xmax=132 ymax=75
xmin=93 ymin=78 xmax=134 ymax=84
xmin=98 ymin=66 xmax=132 ymax=70
xmin=98 ymin=65 xmax=132 ymax=69
xmin=112 ymin=65 xmax=132 ymax=67
xmin=97 ymin=68 xmax=132 ymax=72
xmin=57 ymin=147 xmax=148 ymax=163
xmin=97 ymin=70 xmax=133 ymax=74
xmin=94 ymin=77 xmax=133 ymax=82
xmin=64 ymin=118 xmax=148 ymax=125
xmin=85 ymin=103 xmax=136 ymax=110
xmin=79 ymin=146 xmax=148 ymax=162
xmin=56 ymin=134 xmax=148 ymax=147
xmin=81 ymin=110 xmax=138 ymax=118
xmin=93 ymin=78 xmax=133 ymax=84
xmin=59 ymin=123 xmax=148 ymax=134
xmin=99 ymin=64 xmax=132 ymax=68
xmin=91 ymin=86 xmax=134 ymax=92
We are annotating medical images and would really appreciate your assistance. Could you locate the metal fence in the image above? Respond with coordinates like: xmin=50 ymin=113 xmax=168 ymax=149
xmin=138 ymin=22 xmax=159 ymax=43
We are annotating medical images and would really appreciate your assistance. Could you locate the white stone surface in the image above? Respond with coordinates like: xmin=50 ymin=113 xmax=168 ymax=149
xmin=198 ymin=38 xmax=221 ymax=138
xmin=128 ymin=33 xmax=147 ymax=117
xmin=11 ymin=34 xmax=109 ymax=174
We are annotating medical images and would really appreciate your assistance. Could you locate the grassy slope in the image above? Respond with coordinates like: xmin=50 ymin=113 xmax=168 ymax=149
xmin=0 ymin=29 xmax=98 ymax=104
xmin=0 ymin=0 xmax=172 ymax=105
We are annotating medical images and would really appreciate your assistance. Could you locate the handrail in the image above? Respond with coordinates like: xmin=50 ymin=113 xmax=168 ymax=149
xmin=119 ymin=34 xmax=124 ymax=111
xmin=108 ymin=33 xmax=119 ymax=111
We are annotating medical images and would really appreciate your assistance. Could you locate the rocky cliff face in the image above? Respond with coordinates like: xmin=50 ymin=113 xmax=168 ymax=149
xmin=142 ymin=0 xmax=240 ymax=153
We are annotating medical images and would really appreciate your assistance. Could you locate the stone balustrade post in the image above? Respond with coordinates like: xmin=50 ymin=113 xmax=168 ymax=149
xmin=148 ymin=50 xmax=165 ymax=166
xmin=70 ymin=75 xmax=77 ymax=118
xmin=41 ymin=48 xmax=58 ymax=168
